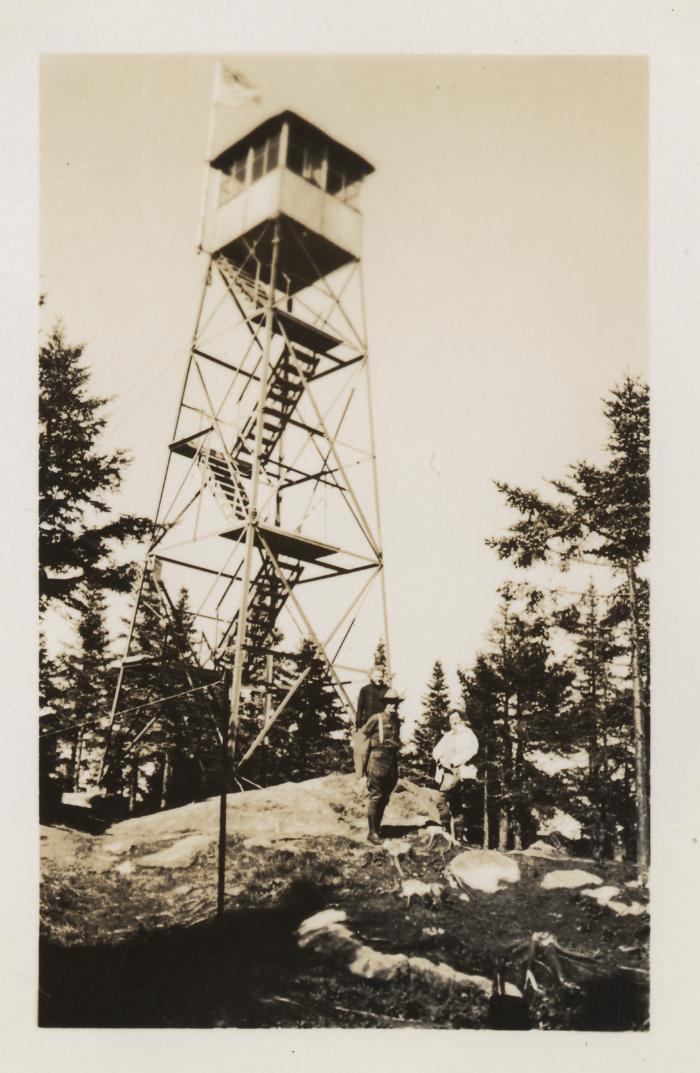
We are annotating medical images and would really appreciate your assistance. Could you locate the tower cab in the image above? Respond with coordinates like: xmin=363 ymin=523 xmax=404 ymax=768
xmin=201 ymin=110 xmax=374 ymax=293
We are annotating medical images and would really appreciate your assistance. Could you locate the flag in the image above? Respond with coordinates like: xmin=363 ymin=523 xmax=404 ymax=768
xmin=215 ymin=66 xmax=261 ymax=108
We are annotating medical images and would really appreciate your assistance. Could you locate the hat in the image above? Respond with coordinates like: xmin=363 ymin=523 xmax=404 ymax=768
xmin=384 ymin=688 xmax=402 ymax=703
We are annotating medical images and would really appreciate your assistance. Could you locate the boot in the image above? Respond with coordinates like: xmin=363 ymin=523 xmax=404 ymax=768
xmin=367 ymin=802 xmax=382 ymax=845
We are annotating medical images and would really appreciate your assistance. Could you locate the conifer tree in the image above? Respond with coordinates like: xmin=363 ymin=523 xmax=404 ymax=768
xmin=232 ymin=639 xmax=350 ymax=787
xmin=372 ymin=639 xmax=388 ymax=679
xmin=280 ymin=639 xmax=350 ymax=782
xmin=460 ymin=585 xmax=574 ymax=849
xmin=554 ymin=583 xmax=636 ymax=859
xmin=488 ymin=375 xmax=650 ymax=865
xmin=39 ymin=324 xmax=148 ymax=613
xmin=457 ymin=656 xmax=502 ymax=847
xmin=39 ymin=635 xmax=71 ymax=812
xmin=408 ymin=660 xmax=451 ymax=782
xmin=107 ymin=574 xmax=222 ymax=810
xmin=62 ymin=587 xmax=113 ymax=791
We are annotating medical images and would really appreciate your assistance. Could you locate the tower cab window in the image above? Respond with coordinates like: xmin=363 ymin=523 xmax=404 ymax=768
xmin=287 ymin=141 xmax=325 ymax=189
xmin=219 ymin=155 xmax=247 ymax=204
xmin=252 ymin=133 xmax=280 ymax=182
xmin=327 ymin=165 xmax=360 ymax=209
xmin=219 ymin=132 xmax=281 ymax=205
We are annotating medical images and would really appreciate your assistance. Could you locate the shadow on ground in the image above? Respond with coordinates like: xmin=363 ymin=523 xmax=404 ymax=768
xmin=40 ymin=879 xmax=326 ymax=1028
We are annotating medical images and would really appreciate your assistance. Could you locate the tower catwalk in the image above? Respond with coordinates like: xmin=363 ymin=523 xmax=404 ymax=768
xmin=100 ymin=109 xmax=391 ymax=792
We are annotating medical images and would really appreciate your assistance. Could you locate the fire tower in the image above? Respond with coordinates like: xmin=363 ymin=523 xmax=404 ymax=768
xmin=100 ymin=110 xmax=390 ymax=786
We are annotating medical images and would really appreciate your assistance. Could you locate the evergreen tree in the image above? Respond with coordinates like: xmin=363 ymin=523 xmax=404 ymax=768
xmin=281 ymin=639 xmax=350 ymax=782
xmin=62 ymin=587 xmax=113 ymax=791
xmin=407 ymin=660 xmax=451 ymax=782
xmin=106 ymin=573 xmax=223 ymax=811
xmin=488 ymin=375 xmax=650 ymax=865
xmin=457 ymin=655 xmax=502 ymax=848
xmin=39 ymin=324 xmax=148 ymax=613
xmin=372 ymin=638 xmax=388 ymax=679
xmin=237 ymin=640 xmax=349 ymax=786
xmin=39 ymin=635 xmax=71 ymax=813
xmin=554 ymin=583 xmax=636 ymax=860
xmin=460 ymin=585 xmax=574 ymax=849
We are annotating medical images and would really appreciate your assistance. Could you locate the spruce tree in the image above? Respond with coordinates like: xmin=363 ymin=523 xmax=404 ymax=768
xmin=260 ymin=639 xmax=349 ymax=784
xmin=39 ymin=324 xmax=148 ymax=613
xmin=408 ymin=660 xmax=451 ymax=782
xmin=460 ymin=585 xmax=574 ymax=849
xmin=555 ymin=583 xmax=637 ymax=860
xmin=39 ymin=635 xmax=71 ymax=813
xmin=107 ymin=574 xmax=222 ymax=810
xmin=457 ymin=656 xmax=501 ymax=847
xmin=62 ymin=587 xmax=113 ymax=791
xmin=488 ymin=376 xmax=649 ymax=866
xmin=372 ymin=639 xmax=388 ymax=679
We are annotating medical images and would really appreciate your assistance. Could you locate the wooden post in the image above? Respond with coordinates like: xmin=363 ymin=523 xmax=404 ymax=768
xmin=217 ymin=676 xmax=231 ymax=922
xmin=261 ymin=652 xmax=274 ymax=783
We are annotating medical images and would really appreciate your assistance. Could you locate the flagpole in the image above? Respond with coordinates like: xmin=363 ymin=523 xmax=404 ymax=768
xmin=196 ymin=61 xmax=221 ymax=254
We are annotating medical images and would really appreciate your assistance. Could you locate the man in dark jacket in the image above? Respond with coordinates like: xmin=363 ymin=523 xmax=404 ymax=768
xmin=361 ymin=688 xmax=403 ymax=843
xmin=353 ymin=665 xmax=388 ymax=777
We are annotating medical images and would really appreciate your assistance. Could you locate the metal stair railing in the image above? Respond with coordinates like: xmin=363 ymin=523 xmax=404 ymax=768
xmin=245 ymin=554 xmax=303 ymax=648
xmin=217 ymin=553 xmax=304 ymax=670
xmin=199 ymin=445 xmax=249 ymax=522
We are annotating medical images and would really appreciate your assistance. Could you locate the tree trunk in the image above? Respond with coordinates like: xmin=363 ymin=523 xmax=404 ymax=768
xmin=482 ymin=773 xmax=490 ymax=849
xmin=128 ymin=755 xmax=140 ymax=813
xmin=497 ymin=804 xmax=509 ymax=850
xmin=599 ymin=677 xmax=612 ymax=860
xmin=297 ymin=729 xmax=308 ymax=782
xmin=626 ymin=560 xmax=649 ymax=870
xmin=497 ymin=688 xmax=512 ymax=851
xmin=160 ymin=751 xmax=173 ymax=810
xmin=69 ymin=726 xmax=85 ymax=792
xmin=512 ymin=716 xmax=524 ymax=849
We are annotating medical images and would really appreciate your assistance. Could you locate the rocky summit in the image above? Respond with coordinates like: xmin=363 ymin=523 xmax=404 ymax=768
xmin=40 ymin=774 xmax=649 ymax=1029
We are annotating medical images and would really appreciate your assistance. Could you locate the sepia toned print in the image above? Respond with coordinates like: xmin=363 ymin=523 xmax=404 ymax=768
xmin=39 ymin=54 xmax=648 ymax=1029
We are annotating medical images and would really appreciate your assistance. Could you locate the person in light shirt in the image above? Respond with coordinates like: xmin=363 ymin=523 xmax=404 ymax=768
xmin=432 ymin=711 xmax=479 ymax=835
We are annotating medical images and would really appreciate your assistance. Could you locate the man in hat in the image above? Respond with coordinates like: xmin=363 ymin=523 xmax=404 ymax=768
xmin=353 ymin=664 xmax=388 ymax=778
xmin=432 ymin=710 xmax=479 ymax=836
xmin=361 ymin=688 xmax=404 ymax=844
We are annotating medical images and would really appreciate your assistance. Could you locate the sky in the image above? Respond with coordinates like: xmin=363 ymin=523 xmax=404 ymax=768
xmin=40 ymin=53 xmax=648 ymax=710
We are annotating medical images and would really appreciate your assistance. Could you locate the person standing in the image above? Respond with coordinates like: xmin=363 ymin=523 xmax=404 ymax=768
xmin=432 ymin=711 xmax=479 ymax=836
xmin=353 ymin=664 xmax=388 ymax=779
xmin=361 ymin=688 xmax=404 ymax=843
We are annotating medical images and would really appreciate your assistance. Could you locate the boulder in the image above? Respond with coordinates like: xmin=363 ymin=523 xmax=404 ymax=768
xmin=581 ymin=886 xmax=648 ymax=917
xmin=521 ymin=839 xmax=566 ymax=860
xmin=446 ymin=850 xmax=520 ymax=894
xmin=296 ymin=908 xmax=522 ymax=998
xmin=541 ymin=869 xmax=602 ymax=890
xmin=349 ymin=946 xmax=409 ymax=981
xmin=137 ymin=834 xmax=214 ymax=869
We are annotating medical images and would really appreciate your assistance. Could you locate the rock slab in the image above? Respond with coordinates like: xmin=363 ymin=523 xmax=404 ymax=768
xmin=446 ymin=850 xmax=520 ymax=894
